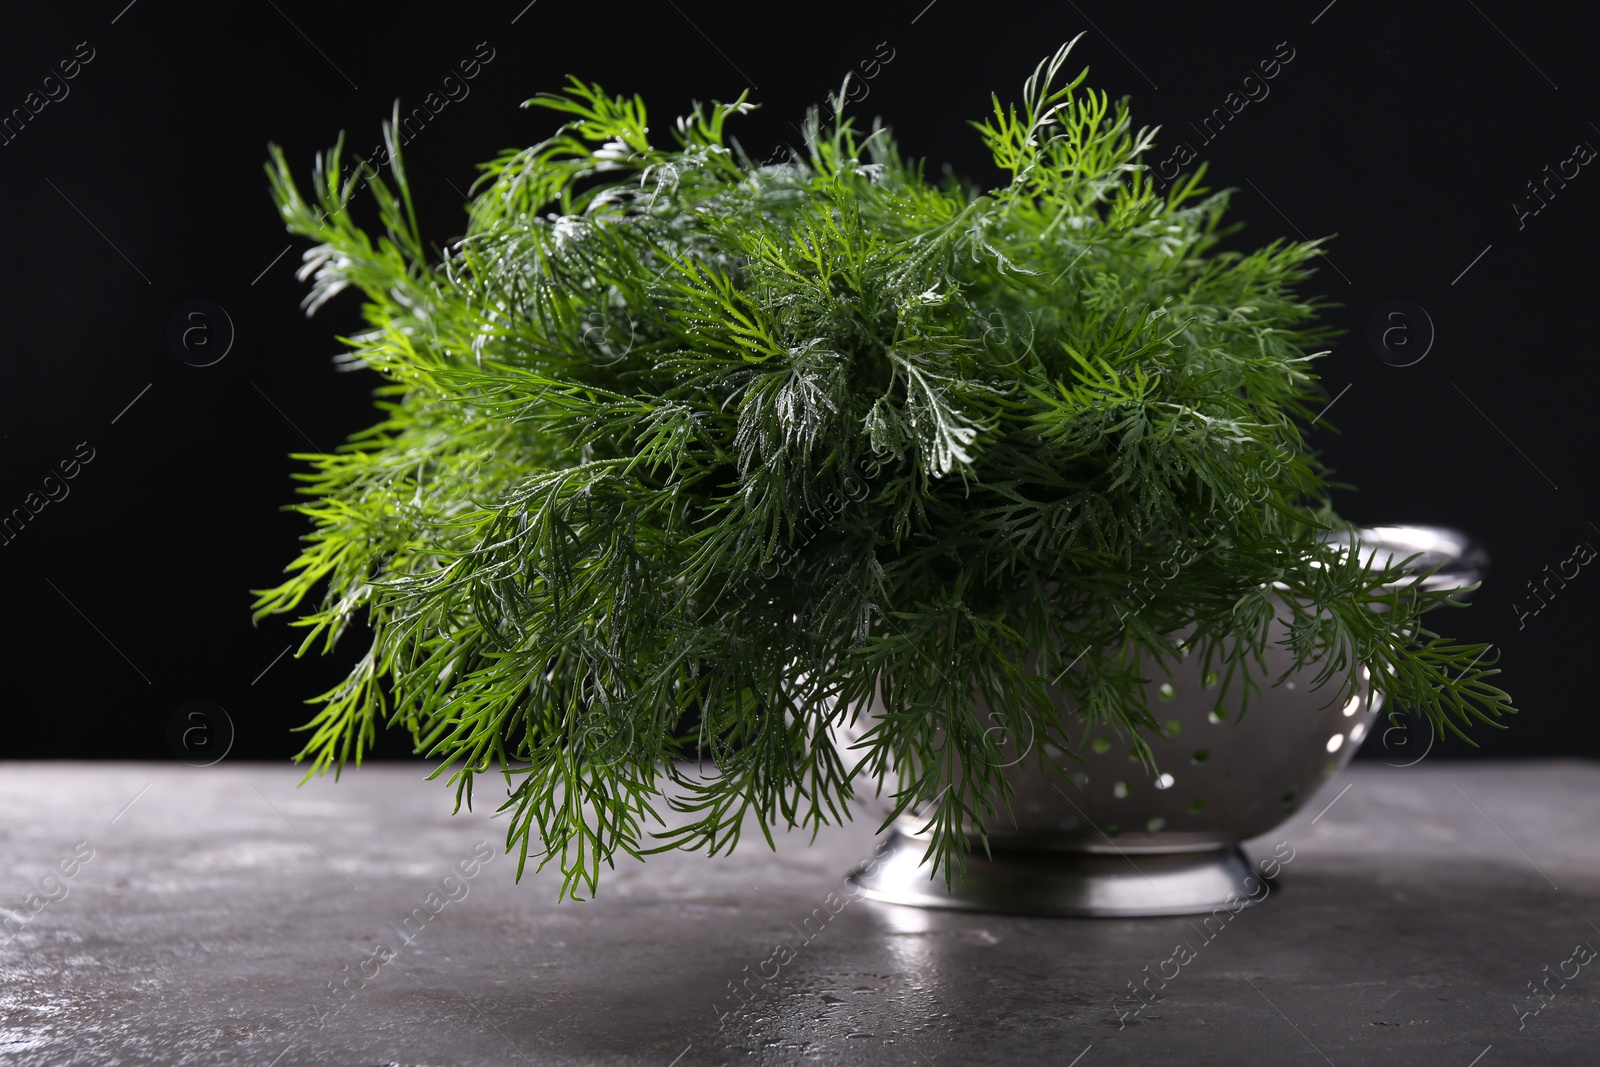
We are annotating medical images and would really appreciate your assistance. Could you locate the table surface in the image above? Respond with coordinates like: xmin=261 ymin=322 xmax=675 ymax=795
xmin=2 ymin=759 xmax=1597 ymax=1066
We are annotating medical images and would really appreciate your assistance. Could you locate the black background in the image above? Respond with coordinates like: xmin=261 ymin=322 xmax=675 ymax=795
xmin=1 ymin=0 xmax=1593 ymax=762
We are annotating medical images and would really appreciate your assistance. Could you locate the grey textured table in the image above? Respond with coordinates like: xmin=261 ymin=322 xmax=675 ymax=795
xmin=2 ymin=760 xmax=1597 ymax=1066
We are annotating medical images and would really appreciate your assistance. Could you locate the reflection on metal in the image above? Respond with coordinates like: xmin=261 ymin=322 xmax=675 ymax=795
xmin=849 ymin=835 xmax=1269 ymax=918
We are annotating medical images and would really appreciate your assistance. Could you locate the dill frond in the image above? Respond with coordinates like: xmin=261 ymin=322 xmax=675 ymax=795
xmin=256 ymin=39 xmax=1512 ymax=898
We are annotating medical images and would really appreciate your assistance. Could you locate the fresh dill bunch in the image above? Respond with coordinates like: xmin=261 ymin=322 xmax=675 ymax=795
xmin=255 ymin=36 xmax=1513 ymax=899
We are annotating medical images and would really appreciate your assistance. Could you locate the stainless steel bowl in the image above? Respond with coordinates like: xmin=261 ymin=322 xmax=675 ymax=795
xmin=843 ymin=525 xmax=1484 ymax=916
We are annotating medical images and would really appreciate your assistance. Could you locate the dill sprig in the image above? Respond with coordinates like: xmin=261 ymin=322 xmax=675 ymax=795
xmin=255 ymin=37 xmax=1512 ymax=899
